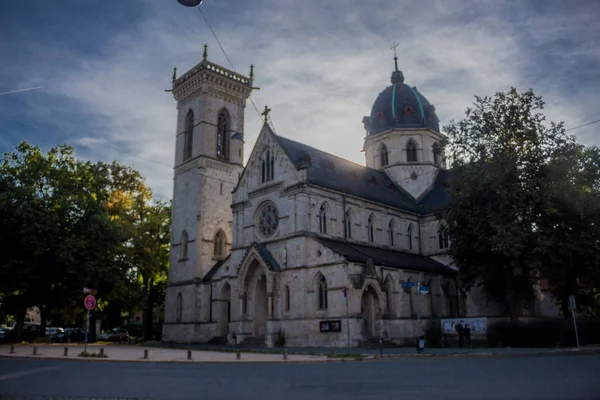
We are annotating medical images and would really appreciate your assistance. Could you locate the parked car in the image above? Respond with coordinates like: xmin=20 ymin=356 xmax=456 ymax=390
xmin=45 ymin=327 xmax=64 ymax=337
xmin=99 ymin=328 xmax=129 ymax=342
xmin=0 ymin=328 xmax=10 ymax=343
xmin=51 ymin=328 xmax=87 ymax=343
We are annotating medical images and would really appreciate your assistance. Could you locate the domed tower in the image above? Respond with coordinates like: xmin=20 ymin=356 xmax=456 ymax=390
xmin=363 ymin=54 xmax=445 ymax=199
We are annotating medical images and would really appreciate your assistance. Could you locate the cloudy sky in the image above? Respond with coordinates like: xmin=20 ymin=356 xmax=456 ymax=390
xmin=1 ymin=0 xmax=599 ymax=199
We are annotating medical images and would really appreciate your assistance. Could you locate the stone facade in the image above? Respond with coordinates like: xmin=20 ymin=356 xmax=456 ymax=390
xmin=163 ymin=57 xmax=505 ymax=347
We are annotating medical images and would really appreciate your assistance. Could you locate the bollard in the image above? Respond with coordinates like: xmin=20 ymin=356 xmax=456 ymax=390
xmin=187 ymin=350 xmax=192 ymax=360
xmin=10 ymin=345 xmax=15 ymax=354
xmin=32 ymin=346 xmax=37 ymax=356
xmin=99 ymin=348 xmax=104 ymax=357
xmin=283 ymin=348 xmax=288 ymax=360
xmin=236 ymin=351 xmax=241 ymax=360
xmin=64 ymin=347 xmax=68 ymax=357
xmin=144 ymin=349 xmax=148 ymax=359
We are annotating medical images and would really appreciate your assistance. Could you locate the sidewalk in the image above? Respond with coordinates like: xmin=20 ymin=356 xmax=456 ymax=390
xmin=0 ymin=344 xmax=337 ymax=364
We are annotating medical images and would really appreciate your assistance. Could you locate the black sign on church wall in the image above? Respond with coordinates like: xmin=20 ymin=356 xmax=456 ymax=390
xmin=319 ymin=320 xmax=342 ymax=333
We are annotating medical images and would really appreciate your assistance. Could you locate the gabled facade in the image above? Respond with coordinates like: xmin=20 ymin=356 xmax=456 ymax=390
xmin=163 ymin=55 xmax=504 ymax=347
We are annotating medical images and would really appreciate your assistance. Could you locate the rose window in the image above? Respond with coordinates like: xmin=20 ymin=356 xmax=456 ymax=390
xmin=258 ymin=203 xmax=279 ymax=237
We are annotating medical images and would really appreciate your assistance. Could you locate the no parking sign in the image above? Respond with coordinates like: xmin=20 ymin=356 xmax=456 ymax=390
xmin=84 ymin=295 xmax=96 ymax=310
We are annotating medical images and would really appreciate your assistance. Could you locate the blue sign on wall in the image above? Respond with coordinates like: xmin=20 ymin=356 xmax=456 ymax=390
xmin=401 ymin=282 xmax=419 ymax=288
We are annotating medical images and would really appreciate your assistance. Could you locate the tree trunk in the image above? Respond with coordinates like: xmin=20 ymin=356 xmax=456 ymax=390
xmin=87 ymin=312 xmax=97 ymax=342
xmin=143 ymin=278 xmax=154 ymax=341
xmin=40 ymin=305 xmax=48 ymax=337
xmin=13 ymin=308 xmax=26 ymax=342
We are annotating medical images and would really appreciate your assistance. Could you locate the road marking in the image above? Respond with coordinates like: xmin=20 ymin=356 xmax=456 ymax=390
xmin=0 ymin=365 xmax=61 ymax=381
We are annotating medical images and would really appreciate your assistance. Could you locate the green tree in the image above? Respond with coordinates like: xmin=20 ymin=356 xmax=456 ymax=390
xmin=442 ymin=88 xmax=574 ymax=321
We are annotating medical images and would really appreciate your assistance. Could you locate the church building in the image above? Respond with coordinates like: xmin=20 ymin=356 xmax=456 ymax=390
xmin=162 ymin=49 xmax=492 ymax=347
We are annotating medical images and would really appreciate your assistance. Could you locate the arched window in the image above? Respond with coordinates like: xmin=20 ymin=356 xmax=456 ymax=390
xmin=184 ymin=110 xmax=194 ymax=161
xmin=261 ymin=149 xmax=275 ymax=183
xmin=379 ymin=144 xmax=389 ymax=167
xmin=242 ymin=284 xmax=248 ymax=314
xmin=406 ymin=139 xmax=418 ymax=162
xmin=180 ymin=231 xmax=189 ymax=260
xmin=438 ymin=225 xmax=449 ymax=249
xmin=407 ymin=223 xmax=413 ymax=250
xmin=216 ymin=109 xmax=230 ymax=161
xmin=318 ymin=275 xmax=328 ymax=310
xmin=214 ymin=230 xmax=225 ymax=257
xmin=176 ymin=293 xmax=183 ymax=323
xmin=385 ymin=276 xmax=394 ymax=314
xmin=285 ymin=285 xmax=291 ymax=312
xmin=318 ymin=203 xmax=328 ymax=234
xmin=367 ymin=214 xmax=375 ymax=243
xmin=388 ymin=219 xmax=396 ymax=246
xmin=344 ymin=209 xmax=354 ymax=239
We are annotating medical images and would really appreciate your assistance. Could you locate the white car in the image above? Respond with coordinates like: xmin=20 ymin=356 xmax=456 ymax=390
xmin=45 ymin=327 xmax=64 ymax=337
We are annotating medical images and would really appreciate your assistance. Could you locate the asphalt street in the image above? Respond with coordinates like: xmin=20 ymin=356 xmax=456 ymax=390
xmin=1 ymin=354 xmax=599 ymax=400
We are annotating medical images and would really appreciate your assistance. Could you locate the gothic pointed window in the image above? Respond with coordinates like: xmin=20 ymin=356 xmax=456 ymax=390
xmin=407 ymin=223 xmax=413 ymax=250
xmin=216 ymin=109 xmax=230 ymax=161
xmin=184 ymin=110 xmax=194 ymax=161
xmin=406 ymin=139 xmax=418 ymax=162
xmin=388 ymin=219 xmax=396 ymax=246
xmin=176 ymin=293 xmax=183 ymax=323
xmin=318 ymin=275 xmax=328 ymax=310
xmin=261 ymin=149 xmax=275 ymax=183
xmin=318 ymin=203 xmax=328 ymax=234
xmin=214 ymin=230 xmax=225 ymax=258
xmin=438 ymin=225 xmax=450 ymax=249
xmin=367 ymin=214 xmax=375 ymax=243
xmin=285 ymin=285 xmax=291 ymax=312
xmin=344 ymin=209 xmax=354 ymax=239
xmin=180 ymin=231 xmax=189 ymax=260
xmin=379 ymin=144 xmax=389 ymax=167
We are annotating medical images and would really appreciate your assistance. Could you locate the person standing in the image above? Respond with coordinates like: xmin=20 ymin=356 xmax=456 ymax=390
xmin=455 ymin=320 xmax=464 ymax=348
xmin=464 ymin=323 xmax=472 ymax=348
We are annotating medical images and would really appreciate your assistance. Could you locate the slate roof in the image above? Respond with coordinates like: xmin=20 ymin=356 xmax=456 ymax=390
xmin=418 ymin=169 xmax=453 ymax=214
xmin=318 ymin=237 xmax=456 ymax=275
xmin=203 ymin=255 xmax=229 ymax=282
xmin=274 ymin=134 xmax=421 ymax=213
xmin=254 ymin=242 xmax=280 ymax=271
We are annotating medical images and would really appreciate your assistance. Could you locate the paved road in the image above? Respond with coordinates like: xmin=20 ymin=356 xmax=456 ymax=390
xmin=1 ymin=354 xmax=599 ymax=400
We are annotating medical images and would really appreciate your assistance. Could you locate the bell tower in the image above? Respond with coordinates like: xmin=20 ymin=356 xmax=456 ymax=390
xmin=164 ymin=46 xmax=253 ymax=340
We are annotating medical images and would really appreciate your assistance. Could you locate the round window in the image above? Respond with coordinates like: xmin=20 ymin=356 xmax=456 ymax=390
xmin=258 ymin=203 xmax=279 ymax=237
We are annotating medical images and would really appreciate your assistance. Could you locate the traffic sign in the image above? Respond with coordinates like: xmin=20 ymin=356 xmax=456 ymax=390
xmin=568 ymin=295 xmax=576 ymax=311
xmin=419 ymin=286 xmax=430 ymax=293
xmin=402 ymin=282 xmax=419 ymax=288
xmin=84 ymin=295 xmax=96 ymax=310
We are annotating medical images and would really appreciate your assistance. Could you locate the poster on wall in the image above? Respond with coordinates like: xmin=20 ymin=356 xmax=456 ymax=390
xmin=441 ymin=317 xmax=487 ymax=335
xmin=319 ymin=320 xmax=342 ymax=333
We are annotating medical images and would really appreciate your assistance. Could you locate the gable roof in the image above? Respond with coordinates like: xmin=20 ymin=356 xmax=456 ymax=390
xmin=318 ymin=237 xmax=455 ymax=275
xmin=273 ymin=134 xmax=421 ymax=213
xmin=418 ymin=169 xmax=453 ymax=214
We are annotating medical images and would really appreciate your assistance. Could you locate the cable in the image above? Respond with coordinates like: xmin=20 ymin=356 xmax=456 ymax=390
xmin=565 ymin=119 xmax=600 ymax=132
xmin=195 ymin=7 xmax=275 ymax=133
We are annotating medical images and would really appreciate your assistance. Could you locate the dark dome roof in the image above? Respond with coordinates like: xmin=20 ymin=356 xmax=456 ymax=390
xmin=369 ymin=69 xmax=439 ymax=135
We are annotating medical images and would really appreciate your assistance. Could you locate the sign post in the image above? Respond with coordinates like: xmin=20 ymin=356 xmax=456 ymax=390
xmin=84 ymin=293 xmax=97 ymax=355
xmin=569 ymin=295 xmax=580 ymax=348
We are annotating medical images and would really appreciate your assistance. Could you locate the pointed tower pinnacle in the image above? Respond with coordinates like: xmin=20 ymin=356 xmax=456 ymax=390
xmin=203 ymin=44 xmax=208 ymax=60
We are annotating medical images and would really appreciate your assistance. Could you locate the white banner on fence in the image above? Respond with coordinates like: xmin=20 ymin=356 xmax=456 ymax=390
xmin=441 ymin=317 xmax=488 ymax=334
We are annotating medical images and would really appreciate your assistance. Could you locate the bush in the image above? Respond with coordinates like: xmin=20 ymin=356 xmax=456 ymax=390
xmin=424 ymin=320 xmax=443 ymax=347
xmin=487 ymin=318 xmax=600 ymax=348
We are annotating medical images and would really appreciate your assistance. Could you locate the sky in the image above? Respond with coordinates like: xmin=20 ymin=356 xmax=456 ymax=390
xmin=1 ymin=0 xmax=599 ymax=199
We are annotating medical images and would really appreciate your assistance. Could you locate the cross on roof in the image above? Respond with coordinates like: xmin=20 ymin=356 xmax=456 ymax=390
xmin=390 ymin=41 xmax=400 ymax=71
xmin=261 ymin=105 xmax=271 ymax=123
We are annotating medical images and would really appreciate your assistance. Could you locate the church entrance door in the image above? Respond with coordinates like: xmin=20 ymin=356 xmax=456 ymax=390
xmin=253 ymin=274 xmax=267 ymax=338
xmin=216 ymin=282 xmax=231 ymax=337
xmin=361 ymin=287 xmax=380 ymax=339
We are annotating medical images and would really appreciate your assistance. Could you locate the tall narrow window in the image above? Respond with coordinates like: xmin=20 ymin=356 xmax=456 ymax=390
xmin=214 ymin=230 xmax=225 ymax=257
xmin=379 ymin=144 xmax=389 ymax=167
xmin=180 ymin=231 xmax=189 ymax=260
xmin=285 ymin=285 xmax=291 ymax=312
xmin=261 ymin=149 xmax=274 ymax=183
xmin=176 ymin=293 xmax=183 ymax=323
xmin=407 ymin=223 xmax=413 ymax=250
xmin=406 ymin=140 xmax=418 ymax=162
xmin=438 ymin=226 xmax=449 ymax=249
xmin=318 ymin=203 xmax=328 ymax=234
xmin=216 ymin=109 xmax=230 ymax=161
xmin=344 ymin=209 xmax=353 ymax=239
xmin=184 ymin=110 xmax=194 ymax=161
xmin=367 ymin=214 xmax=375 ymax=243
xmin=318 ymin=275 xmax=328 ymax=309
xmin=388 ymin=219 xmax=396 ymax=246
